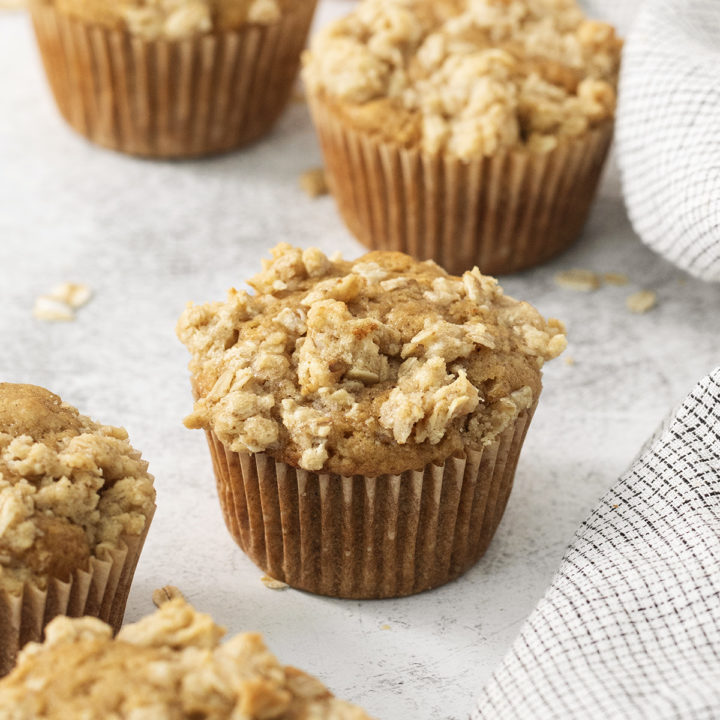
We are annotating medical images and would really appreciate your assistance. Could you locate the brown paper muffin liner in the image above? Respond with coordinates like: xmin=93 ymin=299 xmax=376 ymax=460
xmin=205 ymin=405 xmax=536 ymax=599
xmin=30 ymin=2 xmax=317 ymax=157
xmin=308 ymin=94 xmax=614 ymax=276
xmin=0 ymin=505 xmax=155 ymax=676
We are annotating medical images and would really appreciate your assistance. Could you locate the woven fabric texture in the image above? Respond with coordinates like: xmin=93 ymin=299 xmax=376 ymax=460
xmin=473 ymin=367 xmax=720 ymax=719
xmin=614 ymin=0 xmax=720 ymax=281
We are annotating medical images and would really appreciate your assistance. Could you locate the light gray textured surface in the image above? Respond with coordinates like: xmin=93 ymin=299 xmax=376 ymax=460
xmin=1 ymin=6 xmax=719 ymax=719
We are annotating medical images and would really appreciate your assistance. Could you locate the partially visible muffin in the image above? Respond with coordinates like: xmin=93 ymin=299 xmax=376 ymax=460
xmin=0 ymin=598 xmax=373 ymax=719
xmin=53 ymin=0 xmax=297 ymax=38
xmin=303 ymin=0 xmax=622 ymax=274
xmin=30 ymin=0 xmax=318 ymax=156
xmin=0 ymin=384 xmax=155 ymax=674
xmin=177 ymin=244 xmax=565 ymax=597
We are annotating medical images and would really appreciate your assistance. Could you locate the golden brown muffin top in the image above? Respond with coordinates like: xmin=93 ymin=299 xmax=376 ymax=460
xmin=52 ymin=0 xmax=302 ymax=38
xmin=303 ymin=0 xmax=622 ymax=158
xmin=0 ymin=384 xmax=155 ymax=594
xmin=0 ymin=599 xmax=373 ymax=720
xmin=177 ymin=245 xmax=565 ymax=476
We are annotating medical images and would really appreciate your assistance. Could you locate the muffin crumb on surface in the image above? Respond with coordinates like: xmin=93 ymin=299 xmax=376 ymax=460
xmin=177 ymin=244 xmax=565 ymax=476
xmin=299 ymin=167 xmax=329 ymax=198
xmin=0 ymin=599 xmax=373 ymax=719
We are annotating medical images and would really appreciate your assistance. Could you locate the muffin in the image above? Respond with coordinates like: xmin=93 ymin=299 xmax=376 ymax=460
xmin=30 ymin=0 xmax=318 ymax=157
xmin=0 ymin=598 xmax=372 ymax=719
xmin=0 ymin=384 xmax=155 ymax=675
xmin=177 ymin=244 xmax=565 ymax=598
xmin=303 ymin=0 xmax=622 ymax=275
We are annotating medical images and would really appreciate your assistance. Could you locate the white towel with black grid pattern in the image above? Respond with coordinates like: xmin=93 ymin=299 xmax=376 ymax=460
xmin=581 ymin=0 xmax=720 ymax=281
xmin=472 ymin=366 xmax=720 ymax=719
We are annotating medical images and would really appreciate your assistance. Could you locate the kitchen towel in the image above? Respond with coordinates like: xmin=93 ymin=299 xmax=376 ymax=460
xmin=611 ymin=0 xmax=720 ymax=282
xmin=473 ymin=366 xmax=720 ymax=719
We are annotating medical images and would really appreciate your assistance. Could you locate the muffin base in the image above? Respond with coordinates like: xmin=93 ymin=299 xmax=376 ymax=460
xmin=30 ymin=2 xmax=317 ymax=157
xmin=0 ymin=507 xmax=154 ymax=676
xmin=205 ymin=406 xmax=535 ymax=599
xmin=309 ymin=94 xmax=613 ymax=276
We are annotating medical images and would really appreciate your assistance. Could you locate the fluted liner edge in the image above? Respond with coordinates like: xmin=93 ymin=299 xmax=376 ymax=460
xmin=30 ymin=3 xmax=317 ymax=157
xmin=309 ymin=94 xmax=613 ymax=276
xmin=206 ymin=404 xmax=536 ymax=599
xmin=0 ymin=505 xmax=155 ymax=676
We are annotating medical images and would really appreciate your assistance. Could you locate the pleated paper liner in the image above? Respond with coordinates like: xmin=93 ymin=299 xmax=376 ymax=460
xmin=308 ymin=94 xmax=614 ymax=276
xmin=0 ymin=505 xmax=155 ymax=676
xmin=29 ymin=1 xmax=317 ymax=158
xmin=205 ymin=404 xmax=536 ymax=599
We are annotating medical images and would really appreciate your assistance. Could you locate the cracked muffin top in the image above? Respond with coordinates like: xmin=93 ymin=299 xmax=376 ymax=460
xmin=0 ymin=384 xmax=155 ymax=594
xmin=303 ymin=0 xmax=622 ymax=158
xmin=0 ymin=599 xmax=372 ymax=719
xmin=50 ymin=0 xmax=301 ymax=39
xmin=177 ymin=245 xmax=565 ymax=476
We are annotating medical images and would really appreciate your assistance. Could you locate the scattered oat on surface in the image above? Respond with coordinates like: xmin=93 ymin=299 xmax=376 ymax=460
xmin=380 ymin=624 xmax=391 ymax=631
xmin=261 ymin=575 xmax=290 ymax=590
xmin=33 ymin=296 xmax=75 ymax=322
xmin=602 ymin=272 xmax=629 ymax=286
xmin=554 ymin=268 xmax=600 ymax=292
xmin=299 ymin=168 xmax=329 ymax=198
xmin=0 ymin=600 xmax=374 ymax=719
xmin=152 ymin=585 xmax=185 ymax=607
xmin=564 ymin=356 xmax=576 ymax=366
xmin=47 ymin=282 xmax=93 ymax=309
xmin=33 ymin=283 xmax=93 ymax=322
xmin=626 ymin=290 xmax=657 ymax=314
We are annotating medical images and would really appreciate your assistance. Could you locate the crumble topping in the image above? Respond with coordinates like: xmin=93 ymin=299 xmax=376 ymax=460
xmin=303 ymin=0 xmax=621 ymax=158
xmin=0 ymin=384 xmax=155 ymax=594
xmin=0 ymin=599 xmax=372 ymax=719
xmin=177 ymin=244 xmax=565 ymax=476
xmin=53 ymin=0 xmax=291 ymax=38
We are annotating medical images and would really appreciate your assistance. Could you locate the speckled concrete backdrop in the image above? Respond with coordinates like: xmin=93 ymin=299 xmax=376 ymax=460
xmin=0 ymin=6 xmax=718 ymax=719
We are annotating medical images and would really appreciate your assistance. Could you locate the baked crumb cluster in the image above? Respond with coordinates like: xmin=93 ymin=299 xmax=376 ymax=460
xmin=303 ymin=0 xmax=622 ymax=158
xmin=0 ymin=384 xmax=155 ymax=594
xmin=54 ymin=0 xmax=287 ymax=39
xmin=0 ymin=599 xmax=371 ymax=719
xmin=177 ymin=245 xmax=565 ymax=476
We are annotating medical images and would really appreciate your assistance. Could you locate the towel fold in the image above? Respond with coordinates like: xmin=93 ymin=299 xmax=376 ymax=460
xmin=473 ymin=367 xmax=720 ymax=719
